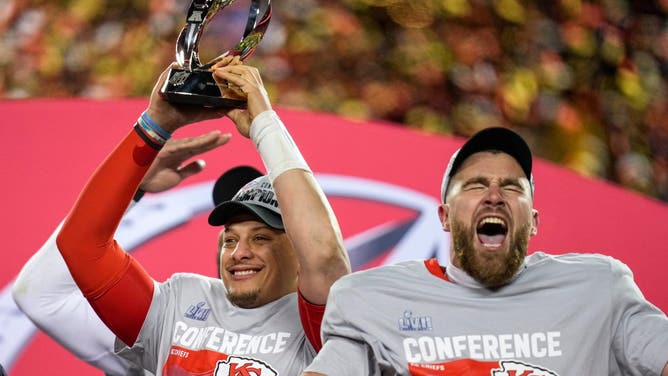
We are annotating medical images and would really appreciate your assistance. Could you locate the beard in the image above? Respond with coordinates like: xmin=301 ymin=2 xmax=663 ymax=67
xmin=451 ymin=219 xmax=530 ymax=288
xmin=227 ymin=288 xmax=261 ymax=308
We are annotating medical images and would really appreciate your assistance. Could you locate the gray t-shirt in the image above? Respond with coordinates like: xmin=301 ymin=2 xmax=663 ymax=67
xmin=306 ymin=252 xmax=668 ymax=375
xmin=116 ymin=273 xmax=316 ymax=375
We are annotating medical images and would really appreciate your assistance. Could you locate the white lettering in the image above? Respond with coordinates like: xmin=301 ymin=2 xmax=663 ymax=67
xmin=404 ymin=338 xmax=420 ymax=362
xmin=170 ymin=348 xmax=189 ymax=358
xmin=498 ymin=334 xmax=513 ymax=358
xmin=513 ymin=333 xmax=531 ymax=358
xmin=531 ymin=332 xmax=547 ymax=358
xmin=274 ymin=332 xmax=289 ymax=353
xmin=468 ymin=335 xmax=482 ymax=359
xmin=260 ymin=333 xmax=276 ymax=353
xmin=205 ymin=327 xmax=225 ymax=350
xmin=171 ymin=321 xmax=292 ymax=355
xmin=181 ymin=327 xmax=199 ymax=347
xmin=235 ymin=334 xmax=252 ymax=354
xmin=247 ymin=335 xmax=261 ymax=353
xmin=173 ymin=321 xmax=188 ymax=342
xmin=219 ymin=330 xmax=238 ymax=353
xmin=434 ymin=337 xmax=454 ymax=359
xmin=452 ymin=336 xmax=467 ymax=357
xmin=194 ymin=327 xmax=213 ymax=349
xmin=402 ymin=332 xmax=562 ymax=362
xmin=482 ymin=335 xmax=499 ymax=358
xmin=418 ymin=337 xmax=437 ymax=362
xmin=547 ymin=332 xmax=562 ymax=356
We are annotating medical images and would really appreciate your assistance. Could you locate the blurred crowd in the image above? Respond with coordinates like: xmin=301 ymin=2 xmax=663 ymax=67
xmin=2 ymin=0 xmax=668 ymax=202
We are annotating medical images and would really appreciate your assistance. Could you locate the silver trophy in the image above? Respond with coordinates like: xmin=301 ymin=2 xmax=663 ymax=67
xmin=160 ymin=0 xmax=271 ymax=108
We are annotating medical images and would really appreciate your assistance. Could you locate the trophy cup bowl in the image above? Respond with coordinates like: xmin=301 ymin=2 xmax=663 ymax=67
xmin=160 ymin=0 xmax=271 ymax=108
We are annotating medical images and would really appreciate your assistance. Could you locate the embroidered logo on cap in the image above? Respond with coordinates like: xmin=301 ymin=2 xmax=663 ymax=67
xmin=233 ymin=177 xmax=281 ymax=215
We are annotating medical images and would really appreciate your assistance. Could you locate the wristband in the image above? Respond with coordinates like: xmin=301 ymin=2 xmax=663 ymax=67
xmin=133 ymin=124 xmax=164 ymax=150
xmin=134 ymin=111 xmax=171 ymax=150
xmin=140 ymin=111 xmax=172 ymax=140
xmin=250 ymin=110 xmax=311 ymax=182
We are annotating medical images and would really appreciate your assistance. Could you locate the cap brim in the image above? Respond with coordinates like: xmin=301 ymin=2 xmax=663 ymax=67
xmin=208 ymin=201 xmax=284 ymax=229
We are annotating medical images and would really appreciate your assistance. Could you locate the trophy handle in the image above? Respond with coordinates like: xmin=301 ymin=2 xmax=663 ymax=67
xmin=202 ymin=0 xmax=272 ymax=68
xmin=236 ymin=0 xmax=272 ymax=58
xmin=176 ymin=0 xmax=229 ymax=71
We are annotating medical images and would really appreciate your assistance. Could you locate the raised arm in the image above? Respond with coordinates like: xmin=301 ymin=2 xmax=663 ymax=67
xmin=12 ymin=132 xmax=227 ymax=373
xmin=212 ymin=63 xmax=351 ymax=306
xmin=55 ymin=63 xmax=231 ymax=347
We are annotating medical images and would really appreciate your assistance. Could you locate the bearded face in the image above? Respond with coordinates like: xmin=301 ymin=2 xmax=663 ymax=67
xmin=451 ymin=219 xmax=531 ymax=288
xmin=227 ymin=288 xmax=262 ymax=307
xmin=441 ymin=152 xmax=538 ymax=288
xmin=218 ymin=219 xmax=299 ymax=309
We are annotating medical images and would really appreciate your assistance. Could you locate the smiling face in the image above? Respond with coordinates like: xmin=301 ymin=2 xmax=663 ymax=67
xmin=218 ymin=215 xmax=298 ymax=308
xmin=439 ymin=151 xmax=539 ymax=288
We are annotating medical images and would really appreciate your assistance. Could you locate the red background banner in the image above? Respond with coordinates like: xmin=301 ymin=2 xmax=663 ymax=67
xmin=1 ymin=99 xmax=666 ymax=375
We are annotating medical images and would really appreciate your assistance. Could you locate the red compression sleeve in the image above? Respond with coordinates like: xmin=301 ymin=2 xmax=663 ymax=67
xmin=298 ymin=290 xmax=326 ymax=351
xmin=56 ymin=129 xmax=158 ymax=346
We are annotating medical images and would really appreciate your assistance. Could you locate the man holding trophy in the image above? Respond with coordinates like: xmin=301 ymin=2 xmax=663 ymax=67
xmin=49 ymin=0 xmax=350 ymax=375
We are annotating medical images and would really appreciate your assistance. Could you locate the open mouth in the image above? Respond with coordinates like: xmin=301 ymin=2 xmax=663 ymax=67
xmin=233 ymin=269 xmax=258 ymax=276
xmin=476 ymin=217 xmax=508 ymax=248
xmin=228 ymin=267 xmax=261 ymax=278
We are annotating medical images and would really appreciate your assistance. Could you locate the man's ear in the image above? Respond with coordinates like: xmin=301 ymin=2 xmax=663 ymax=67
xmin=438 ymin=204 xmax=451 ymax=232
xmin=531 ymin=209 xmax=539 ymax=236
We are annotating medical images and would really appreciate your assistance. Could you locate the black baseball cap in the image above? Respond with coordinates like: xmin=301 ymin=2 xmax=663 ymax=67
xmin=212 ymin=165 xmax=263 ymax=206
xmin=208 ymin=175 xmax=284 ymax=229
xmin=440 ymin=127 xmax=534 ymax=202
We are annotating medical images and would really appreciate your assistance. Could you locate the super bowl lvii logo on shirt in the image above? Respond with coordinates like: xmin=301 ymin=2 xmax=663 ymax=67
xmin=399 ymin=310 xmax=433 ymax=332
xmin=185 ymin=301 xmax=211 ymax=321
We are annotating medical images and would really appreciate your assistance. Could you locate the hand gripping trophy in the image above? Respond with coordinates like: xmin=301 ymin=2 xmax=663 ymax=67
xmin=160 ymin=0 xmax=271 ymax=108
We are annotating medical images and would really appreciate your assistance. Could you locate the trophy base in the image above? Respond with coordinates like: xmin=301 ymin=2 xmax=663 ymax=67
xmin=160 ymin=68 xmax=247 ymax=109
